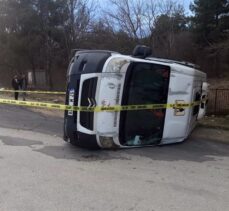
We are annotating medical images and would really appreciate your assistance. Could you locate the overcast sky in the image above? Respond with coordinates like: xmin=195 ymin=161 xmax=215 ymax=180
xmin=98 ymin=0 xmax=193 ymax=14
xmin=181 ymin=0 xmax=192 ymax=13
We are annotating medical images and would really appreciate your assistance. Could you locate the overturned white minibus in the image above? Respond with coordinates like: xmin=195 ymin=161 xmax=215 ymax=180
xmin=63 ymin=46 xmax=208 ymax=149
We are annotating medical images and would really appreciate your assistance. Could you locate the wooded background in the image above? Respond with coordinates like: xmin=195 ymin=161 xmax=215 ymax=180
xmin=0 ymin=0 xmax=228 ymax=90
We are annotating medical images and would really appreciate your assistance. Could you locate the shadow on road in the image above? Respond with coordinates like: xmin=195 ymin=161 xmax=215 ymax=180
xmin=34 ymin=144 xmax=130 ymax=162
xmin=124 ymin=138 xmax=229 ymax=162
xmin=0 ymin=135 xmax=43 ymax=147
xmin=33 ymin=138 xmax=229 ymax=163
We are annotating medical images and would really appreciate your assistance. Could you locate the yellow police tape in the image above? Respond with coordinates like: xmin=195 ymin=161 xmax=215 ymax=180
xmin=0 ymin=98 xmax=202 ymax=112
xmin=0 ymin=89 xmax=66 ymax=95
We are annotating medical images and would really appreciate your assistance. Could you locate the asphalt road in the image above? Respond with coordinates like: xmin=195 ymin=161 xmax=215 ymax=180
xmin=0 ymin=104 xmax=229 ymax=211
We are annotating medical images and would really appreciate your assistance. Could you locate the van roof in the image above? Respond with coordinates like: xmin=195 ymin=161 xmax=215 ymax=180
xmin=72 ymin=49 xmax=199 ymax=69
xmin=73 ymin=49 xmax=118 ymax=55
xmin=146 ymin=57 xmax=200 ymax=69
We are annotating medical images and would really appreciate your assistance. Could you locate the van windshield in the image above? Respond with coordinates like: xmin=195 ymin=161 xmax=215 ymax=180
xmin=119 ymin=62 xmax=170 ymax=146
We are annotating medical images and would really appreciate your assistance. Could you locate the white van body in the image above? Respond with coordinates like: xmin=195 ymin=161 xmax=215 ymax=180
xmin=64 ymin=49 xmax=208 ymax=149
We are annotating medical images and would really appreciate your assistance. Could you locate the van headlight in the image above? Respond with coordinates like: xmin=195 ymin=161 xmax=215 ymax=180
xmin=99 ymin=136 xmax=115 ymax=148
xmin=105 ymin=58 xmax=129 ymax=73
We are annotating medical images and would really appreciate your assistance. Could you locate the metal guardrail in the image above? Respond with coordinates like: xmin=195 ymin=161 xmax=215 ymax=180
xmin=207 ymin=89 xmax=229 ymax=115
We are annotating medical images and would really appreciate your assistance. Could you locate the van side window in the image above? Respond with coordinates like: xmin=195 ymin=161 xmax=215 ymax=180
xmin=193 ymin=92 xmax=201 ymax=116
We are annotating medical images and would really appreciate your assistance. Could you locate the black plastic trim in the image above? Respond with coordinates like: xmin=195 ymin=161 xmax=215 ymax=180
xmin=76 ymin=132 xmax=99 ymax=149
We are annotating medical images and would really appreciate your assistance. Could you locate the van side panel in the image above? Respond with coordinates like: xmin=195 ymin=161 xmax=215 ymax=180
xmin=161 ymin=72 xmax=194 ymax=144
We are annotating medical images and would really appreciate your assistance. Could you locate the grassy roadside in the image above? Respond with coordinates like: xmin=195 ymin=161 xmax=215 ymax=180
xmin=0 ymin=92 xmax=65 ymax=103
xmin=192 ymin=115 xmax=229 ymax=144
xmin=192 ymin=126 xmax=229 ymax=144
xmin=198 ymin=116 xmax=229 ymax=131
xmin=0 ymin=92 xmax=65 ymax=118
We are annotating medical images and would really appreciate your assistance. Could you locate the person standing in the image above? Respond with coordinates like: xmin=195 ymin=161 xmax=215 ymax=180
xmin=19 ymin=74 xmax=27 ymax=101
xmin=11 ymin=75 xmax=20 ymax=100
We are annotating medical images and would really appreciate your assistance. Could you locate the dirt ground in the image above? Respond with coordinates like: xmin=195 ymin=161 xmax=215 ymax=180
xmin=0 ymin=92 xmax=65 ymax=103
xmin=199 ymin=116 xmax=229 ymax=130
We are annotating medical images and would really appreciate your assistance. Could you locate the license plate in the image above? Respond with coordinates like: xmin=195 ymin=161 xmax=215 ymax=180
xmin=68 ymin=89 xmax=75 ymax=116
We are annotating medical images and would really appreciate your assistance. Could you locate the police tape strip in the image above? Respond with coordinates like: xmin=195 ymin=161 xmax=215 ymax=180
xmin=0 ymin=98 xmax=203 ymax=112
xmin=0 ymin=89 xmax=66 ymax=95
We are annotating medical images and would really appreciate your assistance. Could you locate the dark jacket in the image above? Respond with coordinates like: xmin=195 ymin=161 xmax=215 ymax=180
xmin=19 ymin=77 xmax=28 ymax=90
xmin=12 ymin=78 xmax=20 ymax=90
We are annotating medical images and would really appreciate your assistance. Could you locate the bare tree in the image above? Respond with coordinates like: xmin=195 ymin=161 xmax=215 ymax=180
xmin=63 ymin=0 xmax=97 ymax=58
xmin=151 ymin=1 xmax=186 ymax=58
xmin=104 ymin=0 xmax=147 ymax=42
xmin=142 ymin=0 xmax=158 ymax=46
xmin=103 ymin=0 xmax=186 ymax=57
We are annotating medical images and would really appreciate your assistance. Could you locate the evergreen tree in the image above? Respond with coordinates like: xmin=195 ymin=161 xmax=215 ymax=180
xmin=190 ymin=0 xmax=229 ymax=45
